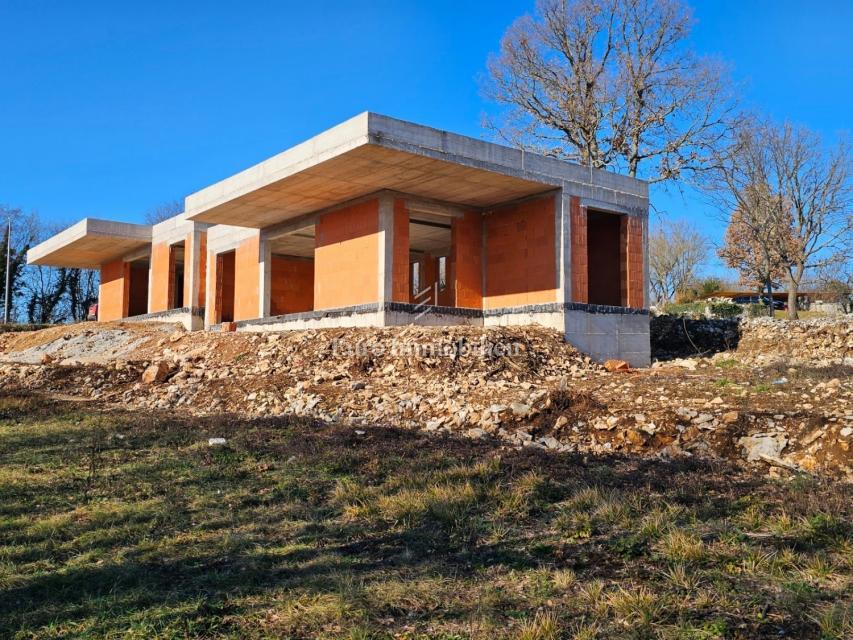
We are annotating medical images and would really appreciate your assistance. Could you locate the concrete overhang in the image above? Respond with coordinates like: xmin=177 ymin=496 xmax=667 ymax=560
xmin=27 ymin=218 xmax=152 ymax=269
xmin=185 ymin=112 xmax=648 ymax=229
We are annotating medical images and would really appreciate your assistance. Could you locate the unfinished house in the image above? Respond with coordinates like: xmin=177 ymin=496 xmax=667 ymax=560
xmin=27 ymin=113 xmax=650 ymax=365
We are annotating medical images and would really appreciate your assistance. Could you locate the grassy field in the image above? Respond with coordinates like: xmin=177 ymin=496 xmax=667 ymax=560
xmin=0 ymin=392 xmax=850 ymax=639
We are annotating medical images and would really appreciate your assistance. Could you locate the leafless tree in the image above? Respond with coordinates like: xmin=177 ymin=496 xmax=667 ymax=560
xmin=706 ymin=119 xmax=852 ymax=318
xmin=485 ymin=0 xmax=736 ymax=182
xmin=648 ymin=218 xmax=707 ymax=303
xmin=144 ymin=199 xmax=184 ymax=225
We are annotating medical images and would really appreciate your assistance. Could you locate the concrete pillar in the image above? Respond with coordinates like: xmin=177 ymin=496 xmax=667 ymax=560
xmin=259 ymin=233 xmax=272 ymax=318
xmin=556 ymin=189 xmax=571 ymax=305
xmin=377 ymin=193 xmax=394 ymax=303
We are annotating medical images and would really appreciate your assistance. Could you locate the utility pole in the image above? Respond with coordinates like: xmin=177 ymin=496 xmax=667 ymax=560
xmin=3 ymin=219 xmax=11 ymax=323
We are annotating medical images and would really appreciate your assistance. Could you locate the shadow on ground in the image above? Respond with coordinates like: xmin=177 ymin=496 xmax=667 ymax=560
xmin=0 ymin=391 xmax=849 ymax=639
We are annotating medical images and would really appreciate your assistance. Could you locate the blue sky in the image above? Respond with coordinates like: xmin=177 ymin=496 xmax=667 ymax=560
xmin=1 ymin=1 xmax=850 ymax=276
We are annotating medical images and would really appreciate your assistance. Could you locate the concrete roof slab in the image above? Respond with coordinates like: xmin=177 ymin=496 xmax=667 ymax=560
xmin=185 ymin=112 xmax=648 ymax=229
xmin=27 ymin=219 xmax=152 ymax=269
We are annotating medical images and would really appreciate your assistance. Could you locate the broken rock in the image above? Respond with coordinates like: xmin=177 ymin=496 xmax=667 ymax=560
xmin=738 ymin=434 xmax=788 ymax=462
xmin=141 ymin=361 xmax=170 ymax=384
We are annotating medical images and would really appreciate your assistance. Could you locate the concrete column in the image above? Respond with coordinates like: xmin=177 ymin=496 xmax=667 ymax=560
xmin=556 ymin=188 xmax=572 ymax=305
xmin=259 ymin=233 xmax=272 ymax=319
xmin=377 ymin=193 xmax=394 ymax=304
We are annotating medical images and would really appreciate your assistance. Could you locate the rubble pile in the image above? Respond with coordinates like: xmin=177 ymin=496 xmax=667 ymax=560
xmin=1 ymin=320 xmax=850 ymax=479
xmin=736 ymin=316 xmax=853 ymax=365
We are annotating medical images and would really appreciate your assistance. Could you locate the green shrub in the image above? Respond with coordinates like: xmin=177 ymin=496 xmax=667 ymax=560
xmin=744 ymin=303 xmax=769 ymax=318
xmin=659 ymin=302 xmax=706 ymax=317
xmin=708 ymin=302 xmax=742 ymax=318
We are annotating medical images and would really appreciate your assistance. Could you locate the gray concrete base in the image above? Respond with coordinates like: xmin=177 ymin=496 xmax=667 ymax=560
xmin=124 ymin=307 xmax=205 ymax=331
xmin=564 ymin=308 xmax=650 ymax=367
xmin=227 ymin=301 xmax=650 ymax=367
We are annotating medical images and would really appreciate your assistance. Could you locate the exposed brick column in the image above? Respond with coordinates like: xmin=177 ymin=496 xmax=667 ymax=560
xmin=570 ymin=196 xmax=588 ymax=303
xmin=98 ymin=259 xmax=130 ymax=321
xmin=625 ymin=215 xmax=645 ymax=308
xmin=450 ymin=211 xmax=483 ymax=309
xmin=391 ymin=198 xmax=410 ymax=303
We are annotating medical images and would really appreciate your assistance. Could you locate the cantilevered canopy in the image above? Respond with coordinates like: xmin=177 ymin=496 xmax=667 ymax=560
xmin=27 ymin=219 xmax=152 ymax=269
xmin=184 ymin=112 xmax=581 ymax=229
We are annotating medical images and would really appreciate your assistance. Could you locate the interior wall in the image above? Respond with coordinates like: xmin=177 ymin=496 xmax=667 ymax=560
xmin=314 ymin=199 xmax=379 ymax=309
xmin=270 ymin=256 xmax=314 ymax=315
xmin=128 ymin=264 xmax=149 ymax=316
xmin=451 ymin=211 xmax=482 ymax=309
xmin=484 ymin=194 xmax=557 ymax=309
xmin=587 ymin=210 xmax=623 ymax=306
xmin=217 ymin=251 xmax=236 ymax=323
xmin=98 ymin=259 xmax=128 ymax=322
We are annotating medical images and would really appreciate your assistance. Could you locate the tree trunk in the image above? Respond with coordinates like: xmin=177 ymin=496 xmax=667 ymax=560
xmin=766 ymin=278 xmax=775 ymax=318
xmin=786 ymin=277 xmax=799 ymax=320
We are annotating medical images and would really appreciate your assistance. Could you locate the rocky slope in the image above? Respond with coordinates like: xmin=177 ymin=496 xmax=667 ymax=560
xmin=1 ymin=317 xmax=851 ymax=479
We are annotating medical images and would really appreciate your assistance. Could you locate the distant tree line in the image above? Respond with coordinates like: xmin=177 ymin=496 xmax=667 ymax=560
xmin=1 ymin=205 xmax=99 ymax=324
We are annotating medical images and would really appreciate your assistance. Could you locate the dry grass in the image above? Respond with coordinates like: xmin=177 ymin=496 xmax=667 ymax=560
xmin=0 ymin=391 xmax=850 ymax=639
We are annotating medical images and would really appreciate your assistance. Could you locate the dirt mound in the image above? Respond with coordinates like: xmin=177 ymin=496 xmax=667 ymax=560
xmin=1 ymin=321 xmax=850 ymax=480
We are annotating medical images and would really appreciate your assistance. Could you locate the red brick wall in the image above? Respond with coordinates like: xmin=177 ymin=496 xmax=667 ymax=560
xmin=451 ymin=211 xmax=482 ymax=308
xmin=391 ymin=199 xmax=410 ymax=303
xmin=314 ymin=199 xmax=380 ymax=309
xmin=570 ymin=196 xmax=588 ymax=303
xmin=98 ymin=259 xmax=128 ymax=322
xmin=484 ymin=195 xmax=557 ymax=309
xmin=270 ymin=256 xmax=314 ymax=315
xmin=148 ymin=242 xmax=171 ymax=313
xmin=128 ymin=264 xmax=149 ymax=316
xmin=234 ymin=236 xmax=260 ymax=321
xmin=625 ymin=215 xmax=645 ymax=308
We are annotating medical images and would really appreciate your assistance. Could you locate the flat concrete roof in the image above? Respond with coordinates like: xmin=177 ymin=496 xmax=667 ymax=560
xmin=27 ymin=219 xmax=152 ymax=269
xmin=185 ymin=112 xmax=648 ymax=228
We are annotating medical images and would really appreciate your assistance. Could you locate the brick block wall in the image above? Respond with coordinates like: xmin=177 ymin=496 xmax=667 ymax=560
xmin=570 ymin=196 xmax=588 ymax=303
xmin=234 ymin=236 xmax=260 ymax=321
xmin=270 ymin=256 xmax=314 ymax=315
xmin=484 ymin=195 xmax=557 ymax=309
xmin=625 ymin=215 xmax=645 ymax=308
xmin=391 ymin=199 xmax=410 ymax=303
xmin=451 ymin=211 xmax=482 ymax=308
xmin=98 ymin=259 xmax=128 ymax=322
xmin=314 ymin=199 xmax=380 ymax=309
xmin=149 ymin=242 xmax=171 ymax=313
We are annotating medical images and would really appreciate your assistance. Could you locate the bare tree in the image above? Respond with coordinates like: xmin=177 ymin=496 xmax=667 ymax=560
xmin=1 ymin=205 xmax=40 ymax=321
xmin=65 ymin=268 xmax=100 ymax=321
xmin=144 ymin=199 xmax=184 ymax=225
xmin=767 ymin=124 xmax=852 ymax=318
xmin=649 ymin=219 xmax=707 ymax=303
xmin=485 ymin=0 xmax=735 ymax=182
xmin=706 ymin=119 xmax=852 ymax=318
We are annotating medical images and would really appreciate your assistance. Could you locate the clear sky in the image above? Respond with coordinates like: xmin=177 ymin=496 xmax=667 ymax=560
xmin=1 ymin=0 xmax=850 ymax=275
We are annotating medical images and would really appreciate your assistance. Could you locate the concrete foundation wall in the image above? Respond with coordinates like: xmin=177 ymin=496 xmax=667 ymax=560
xmin=564 ymin=307 xmax=650 ymax=367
